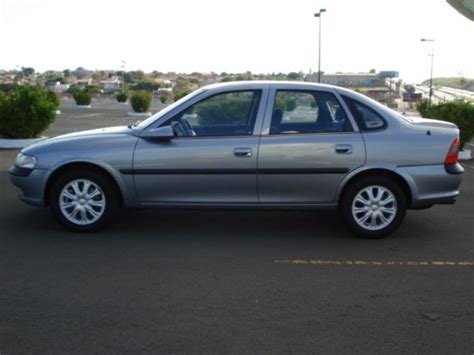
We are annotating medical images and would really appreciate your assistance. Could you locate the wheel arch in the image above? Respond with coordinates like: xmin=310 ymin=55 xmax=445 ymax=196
xmin=44 ymin=161 xmax=125 ymax=207
xmin=337 ymin=167 xmax=413 ymax=207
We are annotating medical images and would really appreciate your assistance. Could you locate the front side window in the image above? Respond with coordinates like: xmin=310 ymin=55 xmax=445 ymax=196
xmin=270 ymin=91 xmax=352 ymax=134
xmin=341 ymin=95 xmax=387 ymax=131
xmin=166 ymin=90 xmax=261 ymax=137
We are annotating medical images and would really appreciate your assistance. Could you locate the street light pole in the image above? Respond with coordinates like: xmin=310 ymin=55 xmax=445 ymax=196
xmin=420 ymin=38 xmax=434 ymax=106
xmin=314 ymin=9 xmax=326 ymax=83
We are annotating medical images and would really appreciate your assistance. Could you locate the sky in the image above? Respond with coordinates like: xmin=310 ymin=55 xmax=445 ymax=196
xmin=0 ymin=0 xmax=473 ymax=83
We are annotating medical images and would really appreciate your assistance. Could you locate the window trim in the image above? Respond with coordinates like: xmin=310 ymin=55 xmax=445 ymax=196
xmin=161 ymin=89 xmax=263 ymax=139
xmin=267 ymin=89 xmax=355 ymax=136
xmin=340 ymin=95 xmax=388 ymax=133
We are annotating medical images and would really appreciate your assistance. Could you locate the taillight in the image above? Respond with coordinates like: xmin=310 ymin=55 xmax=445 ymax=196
xmin=445 ymin=138 xmax=460 ymax=165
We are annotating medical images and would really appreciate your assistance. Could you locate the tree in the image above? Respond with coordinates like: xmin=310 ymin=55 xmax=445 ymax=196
xmin=369 ymin=68 xmax=376 ymax=74
xmin=287 ymin=72 xmax=300 ymax=80
xmin=63 ymin=69 xmax=72 ymax=78
xmin=21 ymin=67 xmax=35 ymax=77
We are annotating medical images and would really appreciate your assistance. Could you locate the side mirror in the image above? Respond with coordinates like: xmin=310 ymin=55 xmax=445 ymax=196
xmin=140 ymin=126 xmax=175 ymax=140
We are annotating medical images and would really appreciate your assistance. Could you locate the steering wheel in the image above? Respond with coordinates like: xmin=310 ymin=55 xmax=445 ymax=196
xmin=179 ymin=116 xmax=196 ymax=136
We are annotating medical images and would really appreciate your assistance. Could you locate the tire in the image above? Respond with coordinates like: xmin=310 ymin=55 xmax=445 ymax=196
xmin=340 ymin=176 xmax=407 ymax=238
xmin=49 ymin=168 xmax=119 ymax=232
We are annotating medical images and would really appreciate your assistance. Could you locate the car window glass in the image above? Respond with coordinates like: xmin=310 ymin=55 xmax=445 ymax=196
xmin=166 ymin=90 xmax=261 ymax=137
xmin=270 ymin=91 xmax=352 ymax=134
xmin=341 ymin=95 xmax=387 ymax=131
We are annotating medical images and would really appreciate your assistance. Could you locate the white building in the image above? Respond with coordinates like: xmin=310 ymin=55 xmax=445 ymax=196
xmin=46 ymin=81 xmax=70 ymax=92
xmin=101 ymin=78 xmax=121 ymax=91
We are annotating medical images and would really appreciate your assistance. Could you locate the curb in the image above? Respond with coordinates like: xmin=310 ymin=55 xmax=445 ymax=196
xmin=127 ymin=112 xmax=152 ymax=117
xmin=459 ymin=149 xmax=471 ymax=161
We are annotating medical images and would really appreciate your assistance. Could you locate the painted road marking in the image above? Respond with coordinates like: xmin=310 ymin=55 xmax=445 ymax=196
xmin=274 ymin=259 xmax=474 ymax=267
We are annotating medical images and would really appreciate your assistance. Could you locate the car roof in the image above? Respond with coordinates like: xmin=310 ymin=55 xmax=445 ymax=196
xmin=201 ymin=80 xmax=338 ymax=92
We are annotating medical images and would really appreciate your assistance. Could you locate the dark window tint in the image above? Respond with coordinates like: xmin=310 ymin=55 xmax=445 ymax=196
xmin=270 ymin=91 xmax=352 ymax=135
xmin=167 ymin=90 xmax=261 ymax=137
xmin=341 ymin=95 xmax=387 ymax=131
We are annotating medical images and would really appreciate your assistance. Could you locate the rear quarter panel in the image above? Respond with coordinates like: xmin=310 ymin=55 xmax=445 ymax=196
xmin=364 ymin=122 xmax=459 ymax=167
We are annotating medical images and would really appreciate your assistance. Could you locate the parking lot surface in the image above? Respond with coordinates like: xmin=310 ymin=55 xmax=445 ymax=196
xmin=0 ymin=101 xmax=473 ymax=354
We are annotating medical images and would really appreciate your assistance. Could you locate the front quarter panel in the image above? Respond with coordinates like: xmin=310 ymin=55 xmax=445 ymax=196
xmin=22 ymin=133 xmax=139 ymax=207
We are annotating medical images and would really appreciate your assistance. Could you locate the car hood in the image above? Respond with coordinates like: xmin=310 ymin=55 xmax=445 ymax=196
xmin=23 ymin=126 xmax=132 ymax=152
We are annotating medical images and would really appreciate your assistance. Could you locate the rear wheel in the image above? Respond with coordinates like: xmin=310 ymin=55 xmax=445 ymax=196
xmin=50 ymin=169 xmax=118 ymax=232
xmin=341 ymin=176 xmax=407 ymax=238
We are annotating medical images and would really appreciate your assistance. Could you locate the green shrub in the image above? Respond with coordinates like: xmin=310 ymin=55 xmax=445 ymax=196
xmin=159 ymin=92 xmax=169 ymax=104
xmin=286 ymin=98 xmax=297 ymax=112
xmin=416 ymin=99 xmax=431 ymax=118
xmin=73 ymin=89 xmax=92 ymax=106
xmin=116 ymin=91 xmax=128 ymax=103
xmin=0 ymin=85 xmax=59 ymax=138
xmin=416 ymin=100 xmax=474 ymax=149
xmin=196 ymin=94 xmax=254 ymax=125
xmin=274 ymin=96 xmax=287 ymax=112
xmin=130 ymin=91 xmax=152 ymax=113
xmin=173 ymin=90 xmax=191 ymax=102
xmin=47 ymin=91 xmax=60 ymax=108
xmin=131 ymin=80 xmax=160 ymax=91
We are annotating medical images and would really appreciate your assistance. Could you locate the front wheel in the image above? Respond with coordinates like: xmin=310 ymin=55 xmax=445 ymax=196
xmin=49 ymin=169 xmax=118 ymax=232
xmin=340 ymin=176 xmax=407 ymax=238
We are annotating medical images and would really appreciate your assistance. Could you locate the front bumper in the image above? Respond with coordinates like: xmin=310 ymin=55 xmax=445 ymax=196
xmin=8 ymin=165 xmax=51 ymax=207
xmin=396 ymin=164 xmax=463 ymax=209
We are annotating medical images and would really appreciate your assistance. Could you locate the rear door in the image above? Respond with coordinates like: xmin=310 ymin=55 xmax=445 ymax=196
xmin=257 ymin=86 xmax=365 ymax=203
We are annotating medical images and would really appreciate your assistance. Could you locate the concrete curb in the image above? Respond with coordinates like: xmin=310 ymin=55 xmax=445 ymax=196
xmin=127 ymin=112 xmax=152 ymax=117
xmin=0 ymin=137 xmax=47 ymax=149
xmin=459 ymin=149 xmax=471 ymax=161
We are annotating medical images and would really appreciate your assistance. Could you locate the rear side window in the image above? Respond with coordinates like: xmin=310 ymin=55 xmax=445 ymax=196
xmin=341 ymin=95 xmax=387 ymax=131
xmin=270 ymin=90 xmax=353 ymax=135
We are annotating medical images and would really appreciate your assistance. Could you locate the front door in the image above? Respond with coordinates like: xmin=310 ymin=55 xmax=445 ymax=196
xmin=258 ymin=89 xmax=365 ymax=203
xmin=133 ymin=90 xmax=264 ymax=204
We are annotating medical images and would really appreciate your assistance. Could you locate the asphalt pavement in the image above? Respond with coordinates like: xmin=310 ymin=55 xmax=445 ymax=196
xmin=0 ymin=101 xmax=473 ymax=354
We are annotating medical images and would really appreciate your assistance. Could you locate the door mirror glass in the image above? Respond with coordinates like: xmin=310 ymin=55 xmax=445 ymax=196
xmin=141 ymin=125 xmax=175 ymax=140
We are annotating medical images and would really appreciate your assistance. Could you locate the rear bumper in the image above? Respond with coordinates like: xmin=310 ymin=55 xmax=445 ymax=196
xmin=396 ymin=164 xmax=463 ymax=209
xmin=8 ymin=166 xmax=50 ymax=207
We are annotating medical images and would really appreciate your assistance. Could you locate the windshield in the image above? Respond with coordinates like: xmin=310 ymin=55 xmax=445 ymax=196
xmin=134 ymin=88 xmax=206 ymax=130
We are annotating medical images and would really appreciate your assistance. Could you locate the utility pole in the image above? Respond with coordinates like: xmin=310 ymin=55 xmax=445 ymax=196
xmin=314 ymin=9 xmax=326 ymax=83
xmin=420 ymin=38 xmax=434 ymax=106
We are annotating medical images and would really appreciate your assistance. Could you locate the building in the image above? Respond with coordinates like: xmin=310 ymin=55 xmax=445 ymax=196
xmin=305 ymin=72 xmax=386 ymax=87
xmin=100 ymin=78 xmax=121 ymax=91
xmin=46 ymin=81 xmax=70 ymax=92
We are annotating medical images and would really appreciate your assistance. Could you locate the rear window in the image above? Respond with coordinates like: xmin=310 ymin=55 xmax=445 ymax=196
xmin=341 ymin=95 xmax=387 ymax=132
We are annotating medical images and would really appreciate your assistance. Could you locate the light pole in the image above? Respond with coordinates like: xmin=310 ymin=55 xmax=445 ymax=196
xmin=314 ymin=9 xmax=326 ymax=83
xmin=420 ymin=38 xmax=434 ymax=106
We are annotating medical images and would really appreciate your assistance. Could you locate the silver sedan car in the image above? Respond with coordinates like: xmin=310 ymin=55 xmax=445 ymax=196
xmin=9 ymin=81 xmax=464 ymax=237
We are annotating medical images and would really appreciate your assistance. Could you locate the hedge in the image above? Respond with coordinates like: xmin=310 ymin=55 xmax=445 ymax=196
xmin=131 ymin=91 xmax=152 ymax=113
xmin=116 ymin=92 xmax=128 ymax=103
xmin=417 ymin=99 xmax=474 ymax=149
xmin=73 ymin=89 xmax=92 ymax=106
xmin=0 ymin=85 xmax=59 ymax=138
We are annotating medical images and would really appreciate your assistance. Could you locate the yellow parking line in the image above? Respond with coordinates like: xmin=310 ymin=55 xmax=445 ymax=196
xmin=273 ymin=259 xmax=474 ymax=267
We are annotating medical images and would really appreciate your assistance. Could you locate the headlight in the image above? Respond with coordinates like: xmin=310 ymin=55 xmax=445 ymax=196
xmin=15 ymin=153 xmax=37 ymax=169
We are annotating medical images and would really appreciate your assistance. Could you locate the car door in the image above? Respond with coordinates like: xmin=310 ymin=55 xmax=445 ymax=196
xmin=257 ymin=87 xmax=365 ymax=203
xmin=132 ymin=88 xmax=267 ymax=204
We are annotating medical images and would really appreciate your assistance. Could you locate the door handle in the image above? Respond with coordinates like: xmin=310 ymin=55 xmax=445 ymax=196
xmin=234 ymin=147 xmax=253 ymax=157
xmin=335 ymin=144 xmax=353 ymax=154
